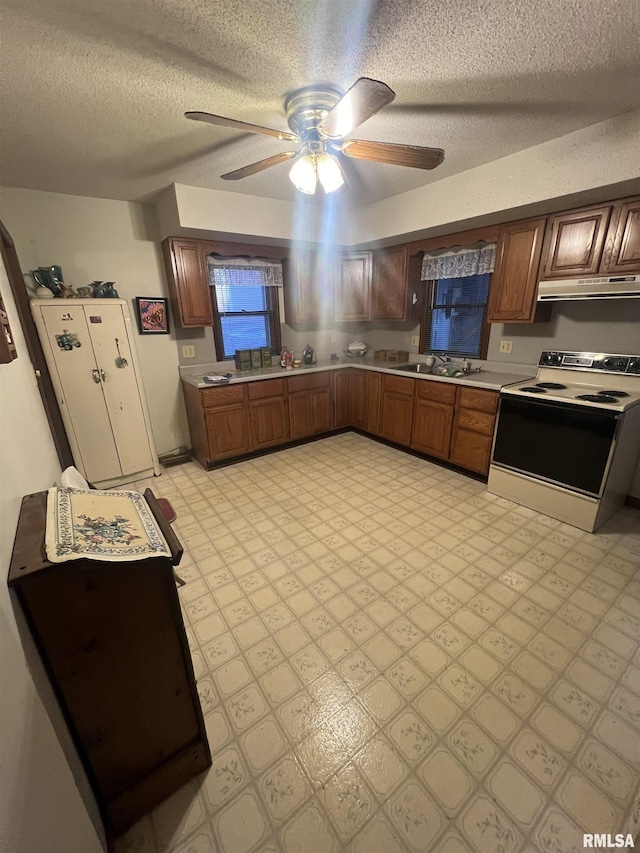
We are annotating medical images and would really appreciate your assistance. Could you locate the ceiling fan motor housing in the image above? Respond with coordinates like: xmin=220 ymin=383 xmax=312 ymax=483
xmin=285 ymin=85 xmax=343 ymax=140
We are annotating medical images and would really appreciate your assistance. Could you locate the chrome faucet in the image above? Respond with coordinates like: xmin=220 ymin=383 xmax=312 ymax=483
xmin=434 ymin=353 xmax=451 ymax=364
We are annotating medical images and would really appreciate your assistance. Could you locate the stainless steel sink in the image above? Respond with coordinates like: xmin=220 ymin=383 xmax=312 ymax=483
xmin=391 ymin=362 xmax=484 ymax=376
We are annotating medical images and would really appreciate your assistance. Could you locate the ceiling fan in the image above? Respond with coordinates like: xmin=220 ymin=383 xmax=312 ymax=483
xmin=185 ymin=77 xmax=445 ymax=195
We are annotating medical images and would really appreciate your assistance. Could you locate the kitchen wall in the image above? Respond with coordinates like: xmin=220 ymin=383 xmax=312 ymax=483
xmin=0 ymin=264 xmax=103 ymax=853
xmin=0 ymin=187 xmax=189 ymax=455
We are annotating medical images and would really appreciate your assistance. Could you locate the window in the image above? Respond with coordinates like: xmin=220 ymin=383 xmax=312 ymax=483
xmin=421 ymin=273 xmax=491 ymax=359
xmin=209 ymin=261 xmax=282 ymax=360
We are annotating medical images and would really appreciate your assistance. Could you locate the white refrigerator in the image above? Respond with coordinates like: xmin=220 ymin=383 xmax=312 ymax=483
xmin=31 ymin=298 xmax=161 ymax=487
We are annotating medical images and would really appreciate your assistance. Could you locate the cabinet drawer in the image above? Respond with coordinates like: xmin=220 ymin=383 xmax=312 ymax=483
xmin=247 ymin=378 xmax=286 ymax=399
xmin=456 ymin=407 xmax=495 ymax=436
xmin=416 ymin=380 xmax=456 ymax=404
xmin=288 ymin=371 xmax=331 ymax=393
xmin=201 ymin=385 xmax=246 ymax=407
xmin=456 ymin=386 xmax=498 ymax=413
xmin=383 ymin=374 xmax=415 ymax=396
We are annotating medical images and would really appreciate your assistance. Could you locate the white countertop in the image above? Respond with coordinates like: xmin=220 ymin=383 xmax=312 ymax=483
xmin=180 ymin=357 xmax=535 ymax=392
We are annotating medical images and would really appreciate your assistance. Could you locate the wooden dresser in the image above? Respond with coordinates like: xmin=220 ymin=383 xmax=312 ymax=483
xmin=7 ymin=489 xmax=211 ymax=842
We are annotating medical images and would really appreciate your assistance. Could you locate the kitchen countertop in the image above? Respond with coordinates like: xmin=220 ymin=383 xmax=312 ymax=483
xmin=180 ymin=357 xmax=535 ymax=392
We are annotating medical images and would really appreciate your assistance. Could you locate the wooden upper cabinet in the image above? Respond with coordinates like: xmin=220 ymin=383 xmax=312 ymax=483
xmin=602 ymin=197 xmax=640 ymax=274
xmin=487 ymin=218 xmax=547 ymax=323
xmin=283 ymin=248 xmax=321 ymax=324
xmin=162 ymin=238 xmax=213 ymax=327
xmin=371 ymin=247 xmax=408 ymax=320
xmin=335 ymin=252 xmax=372 ymax=321
xmin=541 ymin=205 xmax=612 ymax=279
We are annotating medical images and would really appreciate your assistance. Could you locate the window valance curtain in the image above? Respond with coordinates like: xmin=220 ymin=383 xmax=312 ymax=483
xmin=207 ymin=256 xmax=284 ymax=287
xmin=421 ymin=242 xmax=496 ymax=280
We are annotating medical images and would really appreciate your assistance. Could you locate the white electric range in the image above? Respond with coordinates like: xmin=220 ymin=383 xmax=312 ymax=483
xmin=488 ymin=350 xmax=640 ymax=532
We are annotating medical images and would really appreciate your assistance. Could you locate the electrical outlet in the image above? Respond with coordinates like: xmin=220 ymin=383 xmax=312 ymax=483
xmin=499 ymin=340 xmax=513 ymax=354
xmin=411 ymin=335 xmax=419 ymax=347
xmin=330 ymin=334 xmax=336 ymax=344
xmin=182 ymin=345 xmax=196 ymax=359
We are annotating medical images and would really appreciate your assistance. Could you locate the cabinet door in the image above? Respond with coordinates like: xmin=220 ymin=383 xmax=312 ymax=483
xmin=350 ymin=370 xmax=368 ymax=430
xmin=380 ymin=391 xmax=414 ymax=446
xmin=335 ymin=252 xmax=372 ymax=321
xmin=541 ymin=206 xmax=612 ymax=279
xmin=366 ymin=371 xmax=383 ymax=435
xmin=88 ymin=304 xmax=154 ymax=477
xmin=288 ymin=390 xmax=313 ymax=440
xmin=205 ymin=403 xmax=252 ymax=460
xmin=37 ymin=304 xmax=122 ymax=483
xmin=602 ymin=198 xmax=640 ymax=274
xmin=371 ymin=247 xmax=408 ymax=320
xmin=488 ymin=218 xmax=547 ymax=322
xmin=163 ymin=238 xmax=213 ymax=327
xmin=249 ymin=397 xmax=289 ymax=449
xmin=449 ymin=428 xmax=493 ymax=474
xmin=283 ymin=249 xmax=321 ymax=324
xmin=310 ymin=388 xmax=332 ymax=434
xmin=333 ymin=370 xmax=351 ymax=428
xmin=411 ymin=399 xmax=454 ymax=459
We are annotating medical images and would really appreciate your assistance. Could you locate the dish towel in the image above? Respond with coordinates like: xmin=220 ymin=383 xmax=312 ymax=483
xmin=46 ymin=487 xmax=171 ymax=563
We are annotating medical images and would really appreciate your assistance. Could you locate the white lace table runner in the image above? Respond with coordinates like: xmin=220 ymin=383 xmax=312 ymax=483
xmin=46 ymin=487 xmax=171 ymax=563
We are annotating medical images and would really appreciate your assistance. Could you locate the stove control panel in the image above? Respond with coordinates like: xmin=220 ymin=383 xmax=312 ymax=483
xmin=539 ymin=351 xmax=640 ymax=374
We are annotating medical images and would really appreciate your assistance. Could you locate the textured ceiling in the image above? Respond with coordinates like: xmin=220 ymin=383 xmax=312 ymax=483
xmin=1 ymin=0 xmax=639 ymax=207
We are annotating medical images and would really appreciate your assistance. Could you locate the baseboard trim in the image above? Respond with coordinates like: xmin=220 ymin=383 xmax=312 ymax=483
xmin=625 ymin=494 xmax=640 ymax=510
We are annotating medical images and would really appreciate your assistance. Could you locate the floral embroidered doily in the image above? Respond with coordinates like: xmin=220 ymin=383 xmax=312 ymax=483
xmin=46 ymin=487 xmax=171 ymax=562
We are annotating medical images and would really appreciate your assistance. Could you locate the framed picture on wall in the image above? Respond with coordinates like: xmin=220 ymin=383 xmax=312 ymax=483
xmin=135 ymin=297 xmax=170 ymax=335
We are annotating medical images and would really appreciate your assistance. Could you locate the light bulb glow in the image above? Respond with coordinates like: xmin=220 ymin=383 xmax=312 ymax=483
xmin=289 ymin=156 xmax=317 ymax=194
xmin=317 ymin=152 xmax=345 ymax=193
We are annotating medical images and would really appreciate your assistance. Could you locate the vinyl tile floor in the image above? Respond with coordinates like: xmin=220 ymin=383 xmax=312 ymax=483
xmin=116 ymin=433 xmax=640 ymax=853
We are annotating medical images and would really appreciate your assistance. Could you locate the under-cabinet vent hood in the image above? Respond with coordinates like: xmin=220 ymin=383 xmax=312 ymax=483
xmin=537 ymin=274 xmax=640 ymax=301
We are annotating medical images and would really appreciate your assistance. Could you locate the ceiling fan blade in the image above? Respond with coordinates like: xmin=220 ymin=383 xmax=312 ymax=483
xmin=221 ymin=151 xmax=298 ymax=181
xmin=340 ymin=139 xmax=444 ymax=170
xmin=317 ymin=77 xmax=395 ymax=139
xmin=185 ymin=111 xmax=298 ymax=142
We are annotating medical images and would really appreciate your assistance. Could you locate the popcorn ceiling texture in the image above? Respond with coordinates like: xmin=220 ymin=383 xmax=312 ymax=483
xmin=1 ymin=0 xmax=639 ymax=205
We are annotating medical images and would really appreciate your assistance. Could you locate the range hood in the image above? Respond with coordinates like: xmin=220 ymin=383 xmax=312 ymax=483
xmin=537 ymin=274 xmax=640 ymax=301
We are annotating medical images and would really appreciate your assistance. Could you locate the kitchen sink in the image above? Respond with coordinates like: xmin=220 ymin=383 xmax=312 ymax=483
xmin=391 ymin=362 xmax=483 ymax=376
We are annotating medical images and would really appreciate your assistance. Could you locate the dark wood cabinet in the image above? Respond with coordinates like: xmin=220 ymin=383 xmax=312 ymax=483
xmin=602 ymin=197 xmax=640 ymax=274
xmin=333 ymin=370 xmax=351 ymax=427
xmin=366 ymin=371 xmax=383 ymax=435
xmin=541 ymin=205 xmax=612 ymax=279
xmin=248 ymin=379 xmax=289 ymax=449
xmin=162 ymin=238 xmax=213 ymax=328
xmin=449 ymin=386 xmax=498 ymax=474
xmin=288 ymin=372 xmax=332 ymax=440
xmin=182 ymin=381 xmax=252 ymax=466
xmin=379 ymin=375 xmax=414 ymax=446
xmin=333 ymin=368 xmax=368 ymax=429
xmin=371 ymin=247 xmax=408 ymax=320
xmin=411 ymin=381 xmax=456 ymax=459
xmin=488 ymin=218 xmax=547 ymax=323
xmin=335 ymin=252 xmax=372 ymax=321
xmin=8 ymin=491 xmax=210 ymax=838
xmin=283 ymin=248 xmax=321 ymax=324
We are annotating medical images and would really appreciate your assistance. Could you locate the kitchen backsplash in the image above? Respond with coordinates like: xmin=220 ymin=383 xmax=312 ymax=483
xmin=175 ymin=298 xmax=640 ymax=366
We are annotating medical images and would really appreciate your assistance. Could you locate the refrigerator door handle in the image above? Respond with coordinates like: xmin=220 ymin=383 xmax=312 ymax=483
xmin=92 ymin=369 xmax=101 ymax=384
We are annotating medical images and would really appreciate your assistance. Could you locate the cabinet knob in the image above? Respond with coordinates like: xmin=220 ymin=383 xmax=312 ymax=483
xmin=92 ymin=369 xmax=101 ymax=384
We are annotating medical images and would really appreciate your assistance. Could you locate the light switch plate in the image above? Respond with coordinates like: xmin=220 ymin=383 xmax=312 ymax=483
xmin=182 ymin=345 xmax=196 ymax=359
xmin=411 ymin=336 xmax=419 ymax=347
xmin=499 ymin=340 xmax=513 ymax=354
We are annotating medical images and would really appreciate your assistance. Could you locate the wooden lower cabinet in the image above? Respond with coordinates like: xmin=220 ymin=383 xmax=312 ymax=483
xmin=248 ymin=379 xmax=289 ymax=449
xmin=379 ymin=375 xmax=415 ymax=446
xmin=288 ymin=372 xmax=332 ymax=440
xmin=449 ymin=387 xmax=498 ymax=474
xmin=205 ymin=402 xmax=252 ymax=460
xmin=183 ymin=369 xmax=499 ymax=477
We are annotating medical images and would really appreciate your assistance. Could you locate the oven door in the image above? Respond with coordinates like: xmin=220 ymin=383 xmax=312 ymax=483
xmin=491 ymin=395 xmax=621 ymax=497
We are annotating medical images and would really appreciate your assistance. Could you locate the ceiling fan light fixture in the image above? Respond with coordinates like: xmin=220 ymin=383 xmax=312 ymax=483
xmin=289 ymin=155 xmax=317 ymax=194
xmin=317 ymin=152 xmax=345 ymax=193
